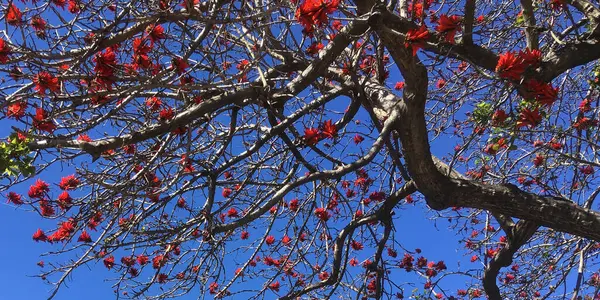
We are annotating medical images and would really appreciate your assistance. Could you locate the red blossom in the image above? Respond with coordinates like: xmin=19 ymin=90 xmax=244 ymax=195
xmin=304 ymin=128 xmax=320 ymax=145
xmin=495 ymin=51 xmax=526 ymax=81
xmin=295 ymin=0 xmax=340 ymax=33
xmin=103 ymin=255 xmax=115 ymax=270
xmin=59 ymin=175 xmax=80 ymax=190
xmin=436 ymin=14 xmax=462 ymax=43
xmin=306 ymin=42 xmax=324 ymax=55
xmin=146 ymin=24 xmax=166 ymax=44
xmin=68 ymin=0 xmax=80 ymax=13
xmin=77 ymin=230 xmax=92 ymax=243
xmin=32 ymin=229 xmax=47 ymax=242
xmin=518 ymin=48 xmax=542 ymax=67
xmin=28 ymin=179 xmax=50 ymax=199
xmin=0 ymin=38 xmax=11 ymax=63
xmin=268 ymin=281 xmax=280 ymax=292
xmin=405 ymin=25 xmax=430 ymax=56
xmin=57 ymin=191 xmax=73 ymax=211
xmin=394 ymin=81 xmax=405 ymax=90
xmin=33 ymin=72 xmax=61 ymax=95
xmin=172 ymin=57 xmax=189 ymax=74
xmin=320 ymin=120 xmax=337 ymax=139
xmin=516 ymin=107 xmax=542 ymax=128
xmin=145 ymin=96 xmax=162 ymax=111
xmin=6 ymin=4 xmax=22 ymax=26
xmin=314 ymin=207 xmax=330 ymax=221
xmin=265 ymin=235 xmax=275 ymax=245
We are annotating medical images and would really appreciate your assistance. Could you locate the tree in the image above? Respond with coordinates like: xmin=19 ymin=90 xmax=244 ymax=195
xmin=2 ymin=0 xmax=600 ymax=298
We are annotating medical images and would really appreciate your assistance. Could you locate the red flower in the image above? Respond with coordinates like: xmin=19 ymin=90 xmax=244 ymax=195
xmin=394 ymin=81 xmax=405 ymax=90
xmin=145 ymin=96 xmax=162 ymax=111
xmin=146 ymin=24 xmax=166 ymax=44
xmin=28 ymin=179 xmax=50 ymax=198
xmin=32 ymin=229 xmax=47 ymax=242
xmin=57 ymin=191 xmax=73 ymax=211
xmin=495 ymin=51 xmax=526 ymax=80
xmin=580 ymin=165 xmax=594 ymax=175
xmin=295 ymin=0 xmax=340 ymax=32
xmin=33 ymin=72 xmax=61 ymax=95
xmin=319 ymin=271 xmax=329 ymax=281
xmin=93 ymin=48 xmax=118 ymax=78
xmin=491 ymin=109 xmax=508 ymax=127
xmin=227 ymin=207 xmax=239 ymax=218
xmin=0 ymin=38 xmax=11 ymax=63
xmin=306 ymin=42 xmax=324 ymax=55
xmin=436 ymin=14 xmax=462 ymax=43
xmin=137 ymin=254 xmax=149 ymax=265
xmin=320 ymin=120 xmax=337 ymax=139
xmin=59 ymin=174 xmax=80 ymax=190
xmin=52 ymin=0 xmax=67 ymax=8
xmin=405 ymin=25 xmax=430 ymax=56
xmin=579 ymin=98 xmax=592 ymax=113
xmin=516 ymin=107 xmax=542 ymax=128
xmin=353 ymin=134 xmax=364 ymax=144
xmin=6 ymin=4 xmax=22 ymax=26
xmin=351 ymin=240 xmax=363 ymax=250
xmin=30 ymin=16 xmax=47 ymax=32
xmin=314 ymin=207 xmax=330 ymax=221
xmin=171 ymin=57 xmax=189 ymax=74
xmin=241 ymin=231 xmax=249 ymax=239
xmin=282 ymin=235 xmax=291 ymax=245
xmin=533 ymin=154 xmax=544 ymax=167
xmin=7 ymin=191 xmax=23 ymax=205
xmin=152 ymin=254 xmax=167 ymax=269
xmin=436 ymin=79 xmax=446 ymax=88
xmin=268 ymin=281 xmax=280 ymax=292
xmin=331 ymin=20 xmax=343 ymax=30
xmin=103 ymin=255 xmax=115 ymax=270
xmin=78 ymin=230 xmax=92 ymax=243
xmin=40 ymin=200 xmax=55 ymax=217
xmin=518 ymin=48 xmax=542 ymax=67
xmin=33 ymin=107 xmax=56 ymax=133
xmin=133 ymin=38 xmax=151 ymax=55
xmin=158 ymin=107 xmax=174 ymax=121
xmin=68 ymin=0 xmax=80 ymax=13
xmin=265 ymin=235 xmax=275 ymax=245
xmin=573 ymin=117 xmax=598 ymax=131
xmin=526 ymin=80 xmax=558 ymax=106
xmin=222 ymin=188 xmax=232 ymax=197
xmin=289 ymin=198 xmax=299 ymax=211
xmin=304 ymin=128 xmax=320 ymax=145
xmin=5 ymin=101 xmax=26 ymax=119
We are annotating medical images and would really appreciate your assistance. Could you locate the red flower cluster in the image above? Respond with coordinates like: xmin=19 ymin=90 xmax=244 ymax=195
xmin=6 ymin=101 xmax=26 ymax=119
xmin=6 ymin=4 xmax=22 ymax=26
xmin=47 ymin=219 xmax=76 ymax=242
xmin=0 ymin=39 xmax=11 ymax=63
xmin=132 ymin=38 xmax=152 ymax=69
xmin=314 ymin=207 xmax=330 ymax=221
xmin=28 ymin=179 xmax=50 ymax=199
xmin=495 ymin=48 xmax=541 ymax=80
xmin=516 ymin=107 xmax=542 ymax=128
xmin=59 ymin=175 xmax=80 ymax=190
xmin=303 ymin=119 xmax=338 ymax=145
xmin=436 ymin=15 xmax=462 ymax=43
xmin=295 ymin=0 xmax=340 ymax=35
xmin=33 ymin=72 xmax=60 ymax=95
xmin=405 ymin=25 xmax=430 ymax=56
xmin=145 ymin=24 xmax=166 ymax=44
xmin=33 ymin=107 xmax=57 ymax=133
xmin=93 ymin=48 xmax=118 ymax=89
xmin=525 ymin=79 xmax=559 ymax=106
